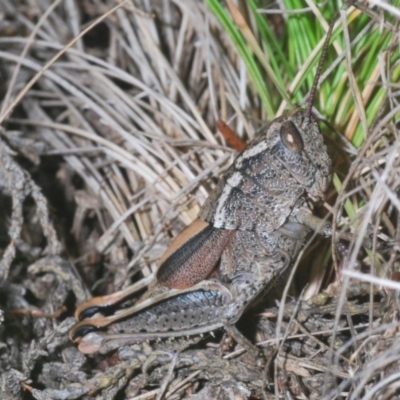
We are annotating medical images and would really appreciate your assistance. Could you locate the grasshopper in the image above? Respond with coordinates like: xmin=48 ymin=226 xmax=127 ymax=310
xmin=69 ymin=22 xmax=334 ymax=358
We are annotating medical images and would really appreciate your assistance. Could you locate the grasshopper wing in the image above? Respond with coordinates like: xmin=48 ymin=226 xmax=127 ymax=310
xmin=157 ymin=219 xmax=234 ymax=289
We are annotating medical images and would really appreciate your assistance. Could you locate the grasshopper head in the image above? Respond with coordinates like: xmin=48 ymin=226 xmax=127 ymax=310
xmin=267 ymin=108 xmax=331 ymax=202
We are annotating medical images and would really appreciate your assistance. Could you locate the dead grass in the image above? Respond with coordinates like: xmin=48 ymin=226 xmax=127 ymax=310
xmin=0 ymin=1 xmax=399 ymax=399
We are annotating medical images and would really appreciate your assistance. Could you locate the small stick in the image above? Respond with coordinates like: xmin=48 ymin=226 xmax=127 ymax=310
xmin=217 ymin=120 xmax=247 ymax=151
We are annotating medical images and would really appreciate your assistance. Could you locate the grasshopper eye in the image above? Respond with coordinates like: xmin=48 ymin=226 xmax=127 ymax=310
xmin=280 ymin=121 xmax=304 ymax=152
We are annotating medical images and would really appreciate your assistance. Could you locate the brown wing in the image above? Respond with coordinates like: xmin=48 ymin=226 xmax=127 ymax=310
xmin=157 ymin=219 xmax=235 ymax=289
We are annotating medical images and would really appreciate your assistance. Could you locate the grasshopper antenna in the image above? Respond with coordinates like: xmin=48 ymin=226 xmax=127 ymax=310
xmin=305 ymin=18 xmax=336 ymax=120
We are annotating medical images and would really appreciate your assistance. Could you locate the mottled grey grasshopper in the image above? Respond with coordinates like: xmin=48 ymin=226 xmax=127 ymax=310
xmin=69 ymin=22 xmax=334 ymax=358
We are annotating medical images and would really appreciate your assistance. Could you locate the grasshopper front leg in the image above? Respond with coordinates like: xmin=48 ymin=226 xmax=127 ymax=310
xmin=296 ymin=207 xmax=377 ymax=249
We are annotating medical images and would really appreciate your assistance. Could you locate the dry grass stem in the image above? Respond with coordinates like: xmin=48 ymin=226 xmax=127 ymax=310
xmin=0 ymin=1 xmax=399 ymax=399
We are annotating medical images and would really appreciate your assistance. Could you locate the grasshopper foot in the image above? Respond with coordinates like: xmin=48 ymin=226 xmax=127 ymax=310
xmin=224 ymin=324 xmax=264 ymax=366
